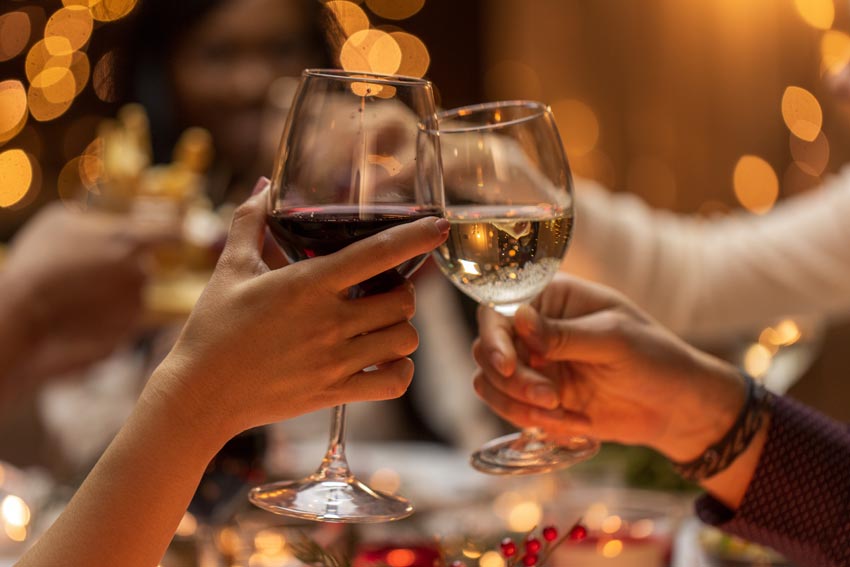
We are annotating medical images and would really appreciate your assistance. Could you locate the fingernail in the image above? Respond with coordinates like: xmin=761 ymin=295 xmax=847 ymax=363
xmin=251 ymin=177 xmax=270 ymax=196
xmin=530 ymin=385 xmax=559 ymax=409
xmin=490 ymin=351 xmax=506 ymax=375
xmin=435 ymin=218 xmax=450 ymax=234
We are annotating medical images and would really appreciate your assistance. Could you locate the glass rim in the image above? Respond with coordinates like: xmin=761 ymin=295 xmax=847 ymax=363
xmin=423 ymin=100 xmax=550 ymax=134
xmin=303 ymin=68 xmax=433 ymax=87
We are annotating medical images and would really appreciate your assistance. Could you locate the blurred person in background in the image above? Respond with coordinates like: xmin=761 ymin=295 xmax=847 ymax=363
xmin=473 ymin=274 xmax=850 ymax=567
xmin=565 ymin=66 xmax=850 ymax=342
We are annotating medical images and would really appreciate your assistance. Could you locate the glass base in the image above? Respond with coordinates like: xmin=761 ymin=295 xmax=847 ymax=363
xmin=249 ymin=474 xmax=414 ymax=523
xmin=470 ymin=431 xmax=599 ymax=475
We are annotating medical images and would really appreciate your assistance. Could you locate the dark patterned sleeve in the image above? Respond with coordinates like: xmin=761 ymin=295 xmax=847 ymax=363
xmin=694 ymin=394 xmax=850 ymax=567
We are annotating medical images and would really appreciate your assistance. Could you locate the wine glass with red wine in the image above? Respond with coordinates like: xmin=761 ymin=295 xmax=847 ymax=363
xmin=248 ymin=69 xmax=443 ymax=522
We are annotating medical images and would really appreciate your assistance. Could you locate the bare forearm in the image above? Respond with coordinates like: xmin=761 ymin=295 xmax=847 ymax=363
xmin=17 ymin=370 xmax=229 ymax=567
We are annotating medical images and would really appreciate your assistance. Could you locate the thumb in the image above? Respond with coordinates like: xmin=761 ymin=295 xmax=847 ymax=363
xmin=221 ymin=177 xmax=270 ymax=271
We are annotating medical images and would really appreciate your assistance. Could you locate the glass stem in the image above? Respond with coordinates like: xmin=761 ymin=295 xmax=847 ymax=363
xmin=317 ymin=404 xmax=352 ymax=480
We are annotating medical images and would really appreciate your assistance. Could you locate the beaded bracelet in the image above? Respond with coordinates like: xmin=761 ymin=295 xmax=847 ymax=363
xmin=671 ymin=373 xmax=772 ymax=482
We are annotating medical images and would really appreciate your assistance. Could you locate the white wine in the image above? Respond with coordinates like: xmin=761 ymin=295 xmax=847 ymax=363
xmin=433 ymin=204 xmax=573 ymax=315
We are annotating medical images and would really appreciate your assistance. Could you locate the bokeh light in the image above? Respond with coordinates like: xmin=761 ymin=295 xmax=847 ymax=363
xmin=626 ymin=156 xmax=677 ymax=209
xmin=69 ymin=51 xmax=91 ymax=97
xmin=89 ymin=0 xmax=139 ymax=23
xmin=386 ymin=549 xmax=416 ymax=567
xmin=570 ymin=149 xmax=616 ymax=188
xmin=365 ymin=0 xmax=425 ymax=21
xmin=506 ymin=501 xmax=542 ymax=532
xmin=0 ymin=150 xmax=33 ymax=208
xmin=550 ymin=99 xmax=600 ymax=156
xmin=340 ymin=29 xmax=401 ymax=74
xmin=744 ymin=343 xmax=772 ymax=378
xmin=175 ymin=512 xmax=197 ymax=538
xmin=821 ymin=30 xmax=850 ymax=75
xmin=93 ymin=50 xmax=119 ymax=102
xmin=45 ymin=6 xmax=93 ymax=53
xmin=733 ymin=155 xmax=779 ymax=214
xmin=781 ymin=86 xmax=822 ymax=142
xmin=368 ymin=468 xmax=401 ymax=494
xmin=0 ymin=11 xmax=32 ymax=62
xmin=325 ymin=1 xmax=370 ymax=37
xmin=790 ymin=131 xmax=829 ymax=177
xmin=28 ymin=68 xmax=76 ymax=121
xmin=25 ymin=38 xmax=73 ymax=83
xmin=485 ymin=60 xmax=542 ymax=101
xmin=793 ymin=0 xmax=834 ymax=30
xmin=391 ymin=31 xmax=430 ymax=77
xmin=601 ymin=539 xmax=623 ymax=559
xmin=479 ymin=551 xmax=505 ymax=567
xmin=0 ymin=80 xmax=28 ymax=145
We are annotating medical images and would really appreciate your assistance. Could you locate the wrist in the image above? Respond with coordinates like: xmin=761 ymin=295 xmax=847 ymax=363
xmin=141 ymin=359 xmax=241 ymax=455
xmin=653 ymin=355 xmax=746 ymax=463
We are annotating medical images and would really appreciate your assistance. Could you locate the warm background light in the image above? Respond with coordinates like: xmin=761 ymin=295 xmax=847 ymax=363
xmin=0 ymin=150 xmax=33 ymax=208
xmin=0 ymin=81 xmax=28 ymax=144
xmin=820 ymin=30 xmax=850 ymax=75
xmin=326 ymin=0 xmax=370 ymax=37
xmin=733 ymin=155 xmax=779 ymax=214
xmin=793 ymin=0 xmax=835 ymax=30
xmin=45 ymin=6 xmax=93 ymax=53
xmin=782 ymin=86 xmax=823 ymax=142
xmin=550 ymin=98 xmax=599 ymax=157
xmin=390 ymin=31 xmax=430 ymax=77
xmin=365 ymin=0 xmax=425 ymax=21
xmin=340 ymin=28 xmax=401 ymax=74
xmin=0 ymin=12 xmax=32 ymax=62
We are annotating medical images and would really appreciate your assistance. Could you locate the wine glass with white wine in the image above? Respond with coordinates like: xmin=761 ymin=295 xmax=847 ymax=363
xmin=426 ymin=100 xmax=599 ymax=475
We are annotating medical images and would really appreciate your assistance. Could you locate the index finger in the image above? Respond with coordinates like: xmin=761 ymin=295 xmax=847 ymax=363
xmin=318 ymin=216 xmax=449 ymax=291
xmin=475 ymin=305 xmax=518 ymax=377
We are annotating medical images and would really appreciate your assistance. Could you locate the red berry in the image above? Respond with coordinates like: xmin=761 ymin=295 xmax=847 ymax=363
xmin=542 ymin=526 xmax=558 ymax=542
xmin=522 ymin=554 xmax=538 ymax=567
xmin=568 ymin=525 xmax=587 ymax=542
xmin=524 ymin=537 xmax=541 ymax=554
xmin=500 ymin=538 xmax=517 ymax=557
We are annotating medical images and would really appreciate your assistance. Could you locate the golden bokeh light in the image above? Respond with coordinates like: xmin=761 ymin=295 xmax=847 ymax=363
xmin=0 ymin=81 xmax=28 ymax=145
xmin=90 ymin=0 xmax=139 ymax=22
xmin=601 ymin=539 xmax=623 ymax=559
xmin=93 ymin=50 xmax=119 ymax=102
xmin=325 ymin=1 xmax=370 ymax=37
xmin=32 ymin=67 xmax=77 ymax=104
xmin=793 ymin=0 xmax=834 ymax=30
xmin=790 ymin=131 xmax=829 ymax=177
xmin=0 ymin=150 xmax=33 ymax=208
xmin=4 ymin=524 xmax=26 ymax=542
xmin=391 ymin=32 xmax=430 ymax=77
xmin=781 ymin=86 xmax=822 ymax=142
xmin=733 ymin=155 xmax=779 ymax=215
xmin=744 ymin=343 xmax=772 ymax=378
xmin=1 ymin=495 xmax=30 ymax=527
xmin=479 ymin=551 xmax=505 ymax=567
xmin=601 ymin=515 xmax=623 ymax=535
xmin=0 ymin=11 xmax=32 ymax=62
xmin=26 ymin=38 xmax=73 ymax=83
xmin=253 ymin=529 xmax=286 ymax=555
xmin=485 ymin=60 xmax=542 ymax=101
xmin=365 ymin=0 xmax=425 ymax=21
xmin=45 ymin=6 xmax=93 ymax=53
xmin=626 ymin=156 xmax=677 ymax=209
xmin=551 ymin=99 xmax=600 ymax=157
xmin=507 ymin=501 xmax=542 ymax=532
xmin=340 ymin=29 xmax=401 ymax=75
xmin=821 ymin=30 xmax=850 ymax=75
xmin=69 ymin=51 xmax=91 ymax=97
xmin=175 ymin=512 xmax=197 ymax=538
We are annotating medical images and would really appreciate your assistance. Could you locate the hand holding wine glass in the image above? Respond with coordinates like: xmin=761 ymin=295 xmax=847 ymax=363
xmin=426 ymin=100 xmax=598 ymax=474
xmin=249 ymin=70 xmax=443 ymax=522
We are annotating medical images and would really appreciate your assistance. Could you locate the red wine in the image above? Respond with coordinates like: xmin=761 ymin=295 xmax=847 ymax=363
xmin=267 ymin=204 xmax=441 ymax=296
